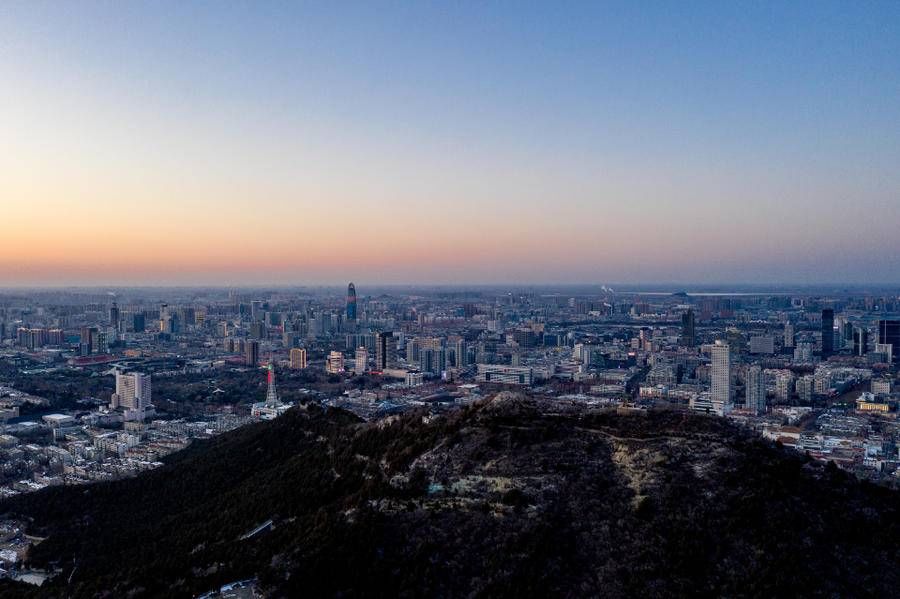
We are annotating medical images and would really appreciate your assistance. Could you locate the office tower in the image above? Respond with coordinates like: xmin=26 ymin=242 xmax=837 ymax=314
xmin=709 ymin=340 xmax=732 ymax=415
xmin=354 ymin=347 xmax=368 ymax=374
xmin=842 ymin=321 xmax=854 ymax=346
xmin=406 ymin=337 xmax=421 ymax=365
xmin=160 ymin=311 xmax=179 ymax=334
xmin=109 ymin=302 xmax=120 ymax=331
xmin=132 ymin=313 xmax=146 ymax=333
xmin=48 ymin=328 xmax=64 ymax=345
xmin=110 ymin=371 xmax=151 ymax=410
xmin=745 ymin=365 xmax=765 ymax=414
xmin=346 ymin=282 xmax=357 ymax=321
xmin=80 ymin=326 xmax=96 ymax=354
xmin=821 ymin=309 xmax=834 ymax=356
xmin=793 ymin=342 xmax=813 ymax=363
xmin=783 ymin=322 xmax=795 ymax=348
xmin=289 ymin=348 xmax=308 ymax=369
xmin=250 ymin=321 xmax=266 ymax=340
xmin=375 ymin=331 xmax=398 ymax=370
xmin=251 ymin=300 xmax=264 ymax=322
xmin=796 ymin=375 xmax=814 ymax=402
xmin=776 ymin=370 xmax=794 ymax=401
xmin=680 ymin=309 xmax=696 ymax=347
xmin=853 ymin=327 xmax=869 ymax=356
xmin=244 ymin=340 xmax=260 ymax=366
xmin=326 ymin=351 xmax=345 ymax=374
xmin=92 ymin=331 xmax=109 ymax=354
xmin=454 ymin=339 xmax=468 ymax=367
xmin=422 ymin=347 xmax=446 ymax=375
xmin=876 ymin=320 xmax=900 ymax=363
xmin=874 ymin=343 xmax=893 ymax=364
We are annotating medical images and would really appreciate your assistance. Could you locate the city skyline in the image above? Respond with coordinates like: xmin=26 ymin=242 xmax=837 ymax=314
xmin=3 ymin=3 xmax=900 ymax=286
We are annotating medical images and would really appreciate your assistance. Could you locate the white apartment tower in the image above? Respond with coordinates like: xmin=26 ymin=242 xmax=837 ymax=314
xmin=745 ymin=365 xmax=765 ymax=414
xmin=111 ymin=371 xmax=151 ymax=410
xmin=709 ymin=340 xmax=732 ymax=415
xmin=354 ymin=347 xmax=368 ymax=375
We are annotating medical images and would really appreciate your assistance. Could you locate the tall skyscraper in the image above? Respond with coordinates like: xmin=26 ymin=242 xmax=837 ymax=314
xmin=783 ymin=322 xmax=795 ymax=349
xmin=346 ymin=282 xmax=357 ymax=321
xmin=109 ymin=301 xmax=120 ymax=331
xmin=454 ymin=339 xmax=468 ymax=367
xmin=289 ymin=348 xmax=308 ymax=369
xmin=745 ymin=365 xmax=765 ymax=415
xmin=821 ymin=309 xmax=834 ymax=356
xmin=680 ymin=309 xmax=696 ymax=347
xmin=876 ymin=320 xmax=900 ymax=363
xmin=110 ymin=371 xmax=152 ymax=410
xmin=354 ymin=346 xmax=368 ymax=375
xmin=853 ymin=327 xmax=869 ymax=356
xmin=251 ymin=300 xmax=264 ymax=322
xmin=245 ymin=340 xmax=260 ymax=366
xmin=710 ymin=340 xmax=732 ymax=415
xmin=375 ymin=331 xmax=398 ymax=370
xmin=132 ymin=312 xmax=146 ymax=333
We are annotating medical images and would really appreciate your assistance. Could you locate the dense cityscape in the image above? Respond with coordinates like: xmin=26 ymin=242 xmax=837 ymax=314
xmin=0 ymin=284 xmax=898 ymax=585
xmin=3 ymin=2 xmax=900 ymax=596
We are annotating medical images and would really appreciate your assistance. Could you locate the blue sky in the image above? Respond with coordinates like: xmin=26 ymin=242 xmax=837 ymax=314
xmin=1 ymin=2 xmax=899 ymax=285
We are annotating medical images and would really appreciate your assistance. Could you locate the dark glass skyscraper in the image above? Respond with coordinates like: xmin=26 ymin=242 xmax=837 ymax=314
xmin=680 ymin=309 xmax=696 ymax=347
xmin=346 ymin=282 xmax=357 ymax=321
xmin=877 ymin=319 xmax=900 ymax=362
xmin=821 ymin=309 xmax=834 ymax=356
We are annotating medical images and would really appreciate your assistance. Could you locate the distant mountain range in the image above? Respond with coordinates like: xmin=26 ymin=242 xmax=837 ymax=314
xmin=2 ymin=394 xmax=898 ymax=597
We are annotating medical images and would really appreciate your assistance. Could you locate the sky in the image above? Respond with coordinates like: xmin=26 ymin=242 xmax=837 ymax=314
xmin=1 ymin=1 xmax=899 ymax=287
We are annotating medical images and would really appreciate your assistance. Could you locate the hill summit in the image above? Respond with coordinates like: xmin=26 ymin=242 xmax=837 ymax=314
xmin=2 ymin=394 xmax=898 ymax=597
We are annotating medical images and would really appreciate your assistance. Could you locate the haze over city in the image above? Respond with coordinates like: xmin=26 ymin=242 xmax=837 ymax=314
xmin=3 ymin=2 xmax=900 ymax=286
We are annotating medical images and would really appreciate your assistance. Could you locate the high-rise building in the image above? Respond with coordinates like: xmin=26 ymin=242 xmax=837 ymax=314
xmin=454 ymin=339 xmax=468 ymax=367
xmin=853 ymin=327 xmax=869 ymax=356
xmin=776 ymin=370 xmax=794 ymax=401
xmin=874 ymin=343 xmax=893 ymax=364
xmin=244 ymin=340 xmax=260 ymax=366
xmin=250 ymin=300 xmax=264 ymax=322
xmin=821 ymin=309 xmax=834 ymax=356
xmin=375 ymin=331 xmax=397 ymax=370
xmin=745 ymin=365 xmax=765 ymax=414
xmin=783 ymin=322 xmax=795 ymax=348
xmin=796 ymin=374 xmax=814 ymax=402
xmin=876 ymin=320 xmax=900 ymax=363
xmin=80 ymin=326 xmax=96 ymax=354
xmin=842 ymin=321 xmax=854 ymax=346
xmin=289 ymin=348 xmax=308 ymax=369
xmin=680 ymin=309 xmax=696 ymax=347
xmin=709 ymin=340 xmax=732 ymax=415
xmin=793 ymin=342 xmax=814 ymax=363
xmin=326 ymin=350 xmax=345 ymax=374
xmin=110 ymin=371 xmax=151 ymax=410
xmin=354 ymin=346 xmax=368 ymax=375
xmin=406 ymin=337 xmax=421 ymax=365
xmin=92 ymin=331 xmax=109 ymax=354
xmin=109 ymin=301 xmax=120 ymax=331
xmin=346 ymin=282 xmax=357 ymax=321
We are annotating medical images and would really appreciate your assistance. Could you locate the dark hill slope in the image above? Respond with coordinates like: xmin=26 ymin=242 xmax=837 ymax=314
xmin=2 ymin=393 xmax=898 ymax=598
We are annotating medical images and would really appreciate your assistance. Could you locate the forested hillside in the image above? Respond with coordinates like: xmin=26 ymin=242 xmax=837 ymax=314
xmin=2 ymin=393 xmax=898 ymax=598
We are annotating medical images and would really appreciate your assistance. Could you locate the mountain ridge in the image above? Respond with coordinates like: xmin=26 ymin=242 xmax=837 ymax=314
xmin=1 ymin=393 xmax=898 ymax=597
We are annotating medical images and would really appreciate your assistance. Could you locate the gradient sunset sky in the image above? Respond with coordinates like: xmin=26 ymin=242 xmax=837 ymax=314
xmin=2 ymin=2 xmax=899 ymax=286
